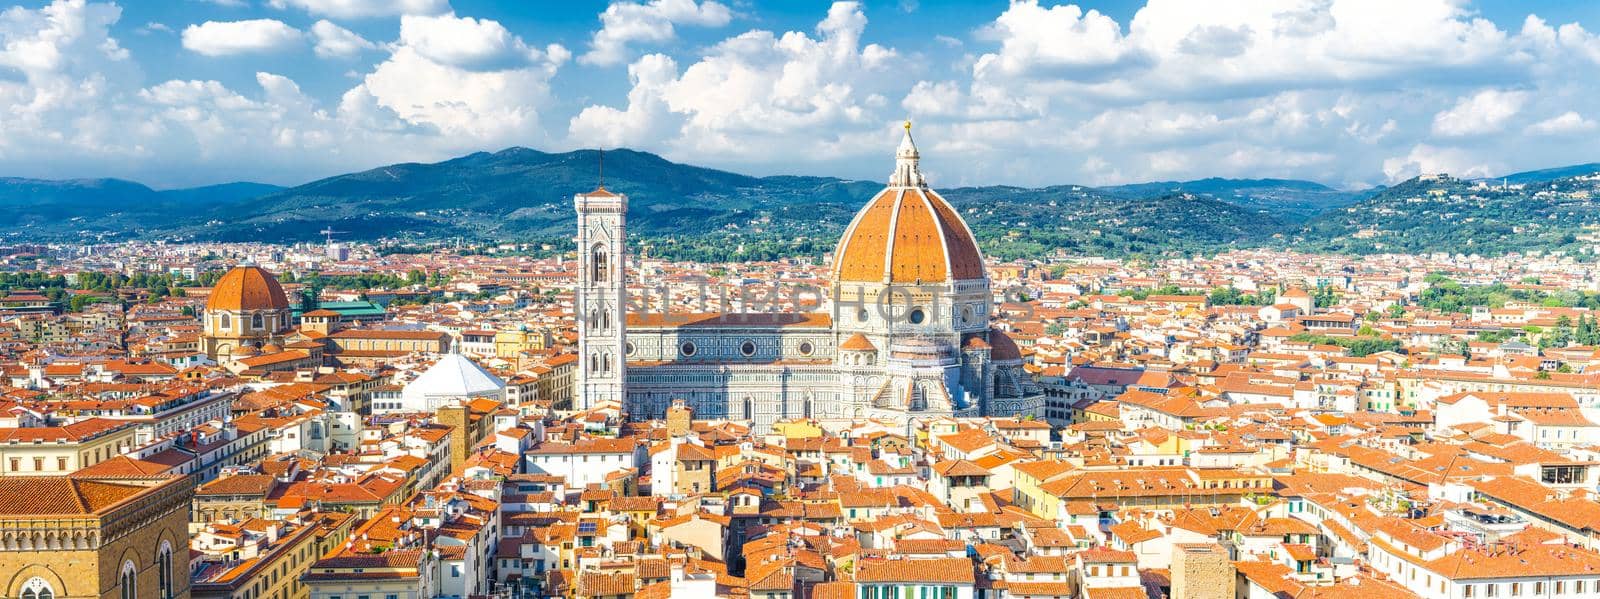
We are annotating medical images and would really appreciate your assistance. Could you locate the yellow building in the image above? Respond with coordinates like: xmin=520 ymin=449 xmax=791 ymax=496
xmin=0 ymin=474 xmax=194 ymax=599
xmin=1011 ymin=459 xmax=1076 ymax=521
xmin=771 ymin=419 xmax=824 ymax=440
xmin=495 ymin=327 xmax=553 ymax=358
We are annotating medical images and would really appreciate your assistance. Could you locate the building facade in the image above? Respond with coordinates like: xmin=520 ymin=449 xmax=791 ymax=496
xmin=201 ymin=265 xmax=293 ymax=361
xmin=575 ymin=186 xmax=630 ymax=410
xmin=576 ymin=124 xmax=1044 ymax=430
xmin=0 ymin=474 xmax=193 ymax=599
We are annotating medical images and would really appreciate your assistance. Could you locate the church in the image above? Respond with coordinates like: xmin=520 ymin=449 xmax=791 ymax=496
xmin=575 ymin=124 xmax=1044 ymax=430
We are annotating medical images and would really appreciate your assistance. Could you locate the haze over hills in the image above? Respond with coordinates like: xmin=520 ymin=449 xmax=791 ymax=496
xmin=2 ymin=147 xmax=1598 ymax=260
xmin=0 ymin=178 xmax=282 ymax=228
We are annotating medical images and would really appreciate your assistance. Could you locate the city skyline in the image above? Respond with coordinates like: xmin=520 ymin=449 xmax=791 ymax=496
xmin=2 ymin=0 xmax=1599 ymax=190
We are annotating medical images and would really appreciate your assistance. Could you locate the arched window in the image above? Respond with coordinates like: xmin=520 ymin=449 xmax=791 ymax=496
xmin=120 ymin=560 xmax=137 ymax=599
xmin=219 ymin=313 xmax=231 ymax=330
xmin=743 ymin=397 xmax=754 ymax=420
xmin=591 ymin=246 xmax=609 ymax=283
xmin=251 ymin=313 xmax=263 ymax=330
xmin=158 ymin=541 xmax=174 ymax=599
xmin=21 ymin=577 xmax=54 ymax=599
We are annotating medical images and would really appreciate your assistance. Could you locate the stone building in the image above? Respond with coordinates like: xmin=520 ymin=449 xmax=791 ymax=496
xmin=1171 ymin=543 xmax=1235 ymax=599
xmin=0 ymin=474 xmax=193 ymax=599
xmin=574 ymin=124 xmax=1045 ymax=430
xmin=200 ymin=265 xmax=293 ymax=361
xmin=192 ymin=473 xmax=279 ymax=524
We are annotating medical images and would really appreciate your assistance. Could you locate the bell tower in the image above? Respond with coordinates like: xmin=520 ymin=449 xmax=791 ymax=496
xmin=574 ymin=181 xmax=628 ymax=411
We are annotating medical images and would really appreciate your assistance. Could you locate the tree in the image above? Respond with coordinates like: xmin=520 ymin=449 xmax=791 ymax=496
xmin=1313 ymin=285 xmax=1338 ymax=308
xmin=1432 ymin=338 xmax=1470 ymax=357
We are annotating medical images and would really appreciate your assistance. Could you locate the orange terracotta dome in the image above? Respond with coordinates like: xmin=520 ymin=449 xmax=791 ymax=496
xmin=206 ymin=266 xmax=289 ymax=312
xmin=833 ymin=123 xmax=984 ymax=284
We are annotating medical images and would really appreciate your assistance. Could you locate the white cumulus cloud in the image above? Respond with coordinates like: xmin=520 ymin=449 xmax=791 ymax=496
xmin=569 ymin=53 xmax=680 ymax=146
xmin=11 ymin=0 xmax=1600 ymax=190
xmin=1383 ymin=143 xmax=1495 ymax=182
xmin=1526 ymin=111 xmax=1599 ymax=136
xmin=181 ymin=19 xmax=303 ymax=56
xmin=1431 ymin=89 xmax=1527 ymax=137
xmin=360 ymin=13 xmax=570 ymax=142
xmin=580 ymin=0 xmax=732 ymax=66
xmin=0 ymin=0 xmax=570 ymax=186
xmin=311 ymin=20 xmax=374 ymax=58
xmin=396 ymin=12 xmax=557 ymax=70
xmin=974 ymin=0 xmax=1141 ymax=80
xmin=570 ymin=1 xmax=903 ymax=165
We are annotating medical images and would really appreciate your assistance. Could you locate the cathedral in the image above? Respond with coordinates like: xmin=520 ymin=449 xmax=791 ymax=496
xmin=575 ymin=124 xmax=1043 ymax=430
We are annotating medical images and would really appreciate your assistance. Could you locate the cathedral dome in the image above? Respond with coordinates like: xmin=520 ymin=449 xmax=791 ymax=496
xmin=833 ymin=123 xmax=984 ymax=284
xmin=207 ymin=266 xmax=289 ymax=312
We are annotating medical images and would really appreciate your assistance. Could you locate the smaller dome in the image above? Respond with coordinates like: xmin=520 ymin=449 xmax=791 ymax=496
xmin=989 ymin=331 xmax=1022 ymax=361
xmin=839 ymin=333 xmax=878 ymax=352
xmin=402 ymin=353 xmax=506 ymax=407
xmin=207 ymin=266 xmax=290 ymax=312
xmin=260 ymin=343 xmax=283 ymax=354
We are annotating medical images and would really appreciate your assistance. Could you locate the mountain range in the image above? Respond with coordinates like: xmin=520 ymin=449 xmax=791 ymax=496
xmin=3 ymin=148 xmax=1599 ymax=261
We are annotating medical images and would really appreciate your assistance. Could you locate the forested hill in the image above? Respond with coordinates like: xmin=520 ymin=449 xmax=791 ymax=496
xmin=4 ymin=147 xmax=1600 ymax=261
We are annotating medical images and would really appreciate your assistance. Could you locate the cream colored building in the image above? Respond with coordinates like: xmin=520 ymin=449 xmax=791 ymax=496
xmin=0 ymin=419 xmax=138 ymax=476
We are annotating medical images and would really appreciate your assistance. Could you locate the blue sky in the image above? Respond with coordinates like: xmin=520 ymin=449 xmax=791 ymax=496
xmin=3 ymin=0 xmax=1600 ymax=190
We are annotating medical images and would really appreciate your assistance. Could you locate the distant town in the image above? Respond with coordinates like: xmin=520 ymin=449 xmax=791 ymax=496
xmin=3 ymin=131 xmax=1600 ymax=599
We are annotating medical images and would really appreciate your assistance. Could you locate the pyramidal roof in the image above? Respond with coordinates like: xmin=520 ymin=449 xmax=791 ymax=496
xmin=402 ymin=353 xmax=505 ymax=402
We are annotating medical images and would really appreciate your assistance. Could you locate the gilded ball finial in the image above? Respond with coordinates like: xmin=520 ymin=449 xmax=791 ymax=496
xmin=904 ymin=119 xmax=912 ymax=131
